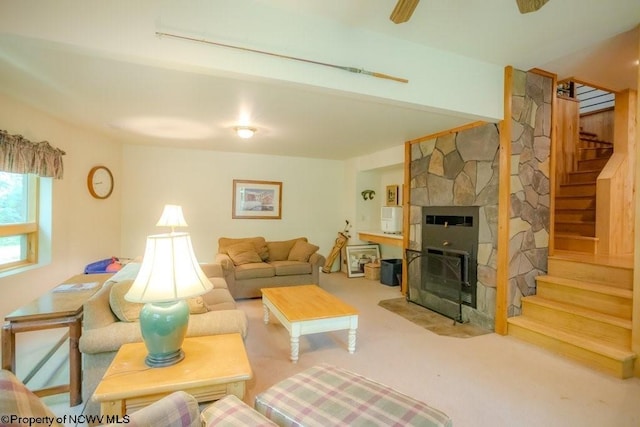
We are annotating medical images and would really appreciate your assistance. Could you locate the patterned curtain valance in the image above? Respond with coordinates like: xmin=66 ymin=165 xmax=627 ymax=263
xmin=0 ymin=130 xmax=66 ymax=179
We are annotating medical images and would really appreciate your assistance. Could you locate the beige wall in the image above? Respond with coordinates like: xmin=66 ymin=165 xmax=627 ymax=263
xmin=0 ymin=95 xmax=122 ymax=317
xmin=119 ymin=144 xmax=347 ymax=262
xmin=0 ymin=95 xmax=404 ymax=319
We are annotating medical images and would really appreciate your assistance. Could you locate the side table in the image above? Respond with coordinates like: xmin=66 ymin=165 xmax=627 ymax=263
xmin=1 ymin=273 xmax=112 ymax=406
xmin=93 ymin=334 xmax=253 ymax=416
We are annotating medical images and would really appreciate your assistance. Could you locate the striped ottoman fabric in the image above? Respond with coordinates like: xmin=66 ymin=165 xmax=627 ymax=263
xmin=202 ymin=394 xmax=277 ymax=427
xmin=254 ymin=364 xmax=452 ymax=427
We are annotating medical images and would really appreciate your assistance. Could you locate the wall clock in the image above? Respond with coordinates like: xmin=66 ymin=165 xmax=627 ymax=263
xmin=87 ymin=166 xmax=114 ymax=199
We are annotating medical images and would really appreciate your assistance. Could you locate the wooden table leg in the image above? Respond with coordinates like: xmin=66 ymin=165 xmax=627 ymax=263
xmin=69 ymin=317 xmax=82 ymax=406
xmin=1 ymin=323 xmax=15 ymax=372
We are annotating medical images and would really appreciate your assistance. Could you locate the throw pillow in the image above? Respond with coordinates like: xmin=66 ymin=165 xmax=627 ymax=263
xmin=187 ymin=296 xmax=208 ymax=314
xmin=109 ymin=280 xmax=143 ymax=322
xmin=227 ymin=242 xmax=263 ymax=265
xmin=288 ymin=240 xmax=319 ymax=262
xmin=219 ymin=237 xmax=269 ymax=261
xmin=267 ymin=238 xmax=308 ymax=261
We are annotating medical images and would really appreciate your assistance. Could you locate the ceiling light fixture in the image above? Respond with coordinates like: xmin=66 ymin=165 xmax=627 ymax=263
xmin=235 ymin=126 xmax=257 ymax=139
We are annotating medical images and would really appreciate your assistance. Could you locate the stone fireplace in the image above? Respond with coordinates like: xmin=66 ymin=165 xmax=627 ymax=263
xmin=408 ymin=124 xmax=499 ymax=330
xmin=407 ymin=206 xmax=479 ymax=321
xmin=407 ymin=69 xmax=552 ymax=331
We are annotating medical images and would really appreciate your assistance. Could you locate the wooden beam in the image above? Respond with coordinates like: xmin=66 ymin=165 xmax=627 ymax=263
xmin=632 ymin=24 xmax=640 ymax=378
xmin=546 ymin=70 xmax=558 ymax=256
xmin=406 ymin=121 xmax=486 ymax=145
xmin=390 ymin=0 xmax=420 ymax=24
xmin=402 ymin=141 xmax=412 ymax=295
xmin=495 ymin=66 xmax=513 ymax=335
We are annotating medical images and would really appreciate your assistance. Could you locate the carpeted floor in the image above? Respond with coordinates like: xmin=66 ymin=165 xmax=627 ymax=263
xmin=378 ymin=297 xmax=491 ymax=338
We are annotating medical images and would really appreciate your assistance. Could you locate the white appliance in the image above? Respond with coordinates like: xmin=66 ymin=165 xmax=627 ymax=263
xmin=381 ymin=206 xmax=402 ymax=234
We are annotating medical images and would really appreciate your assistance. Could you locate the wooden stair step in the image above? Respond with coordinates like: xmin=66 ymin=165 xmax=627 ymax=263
xmin=554 ymin=220 xmax=595 ymax=236
xmin=554 ymin=196 xmax=595 ymax=210
xmin=577 ymin=147 xmax=613 ymax=161
xmin=555 ymin=209 xmax=595 ymax=222
xmin=579 ymin=136 xmax=613 ymax=146
xmin=553 ymin=234 xmax=598 ymax=253
xmin=507 ymin=316 xmax=636 ymax=378
xmin=566 ymin=170 xmax=599 ymax=184
xmin=579 ymin=131 xmax=598 ymax=138
xmin=577 ymin=158 xmax=608 ymax=171
xmin=522 ymin=295 xmax=631 ymax=347
xmin=548 ymin=252 xmax=634 ymax=287
xmin=536 ymin=275 xmax=632 ymax=318
xmin=557 ymin=182 xmax=595 ymax=197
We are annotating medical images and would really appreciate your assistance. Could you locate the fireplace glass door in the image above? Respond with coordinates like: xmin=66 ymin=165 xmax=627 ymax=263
xmin=423 ymin=248 xmax=470 ymax=304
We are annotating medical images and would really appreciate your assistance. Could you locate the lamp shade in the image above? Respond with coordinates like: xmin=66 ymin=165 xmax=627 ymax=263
xmin=156 ymin=204 xmax=188 ymax=228
xmin=125 ymin=232 xmax=212 ymax=303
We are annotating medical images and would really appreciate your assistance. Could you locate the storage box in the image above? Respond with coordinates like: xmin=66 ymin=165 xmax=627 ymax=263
xmin=380 ymin=259 xmax=402 ymax=286
xmin=364 ymin=263 xmax=380 ymax=280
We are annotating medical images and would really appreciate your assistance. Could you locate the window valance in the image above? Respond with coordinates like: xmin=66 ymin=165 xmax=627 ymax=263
xmin=0 ymin=130 xmax=66 ymax=179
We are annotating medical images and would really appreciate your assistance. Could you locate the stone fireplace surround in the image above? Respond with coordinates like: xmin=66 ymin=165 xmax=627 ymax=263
xmin=407 ymin=69 xmax=552 ymax=331
xmin=409 ymin=124 xmax=500 ymax=330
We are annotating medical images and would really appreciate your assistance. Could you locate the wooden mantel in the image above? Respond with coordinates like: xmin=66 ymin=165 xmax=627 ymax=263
xmin=358 ymin=231 xmax=403 ymax=247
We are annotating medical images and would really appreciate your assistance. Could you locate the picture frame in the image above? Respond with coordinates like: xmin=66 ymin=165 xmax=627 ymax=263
xmin=232 ymin=179 xmax=282 ymax=219
xmin=386 ymin=185 xmax=399 ymax=206
xmin=345 ymin=244 xmax=381 ymax=278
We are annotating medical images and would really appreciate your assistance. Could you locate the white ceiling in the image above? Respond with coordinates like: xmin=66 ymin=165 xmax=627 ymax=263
xmin=0 ymin=0 xmax=638 ymax=160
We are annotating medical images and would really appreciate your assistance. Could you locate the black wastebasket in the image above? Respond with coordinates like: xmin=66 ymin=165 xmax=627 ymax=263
xmin=380 ymin=259 xmax=402 ymax=286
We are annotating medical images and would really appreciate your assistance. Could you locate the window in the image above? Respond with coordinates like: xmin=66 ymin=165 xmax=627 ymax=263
xmin=0 ymin=171 xmax=39 ymax=271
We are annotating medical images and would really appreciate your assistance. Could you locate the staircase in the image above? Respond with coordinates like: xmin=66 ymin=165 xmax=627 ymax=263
xmin=508 ymin=251 xmax=636 ymax=378
xmin=554 ymin=131 xmax=613 ymax=253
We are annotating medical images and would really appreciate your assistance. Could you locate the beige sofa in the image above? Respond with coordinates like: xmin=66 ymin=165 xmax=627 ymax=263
xmin=214 ymin=236 xmax=326 ymax=299
xmin=79 ymin=262 xmax=248 ymax=411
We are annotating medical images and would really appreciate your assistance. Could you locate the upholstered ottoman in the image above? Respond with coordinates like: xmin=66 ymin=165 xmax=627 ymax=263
xmin=254 ymin=364 xmax=452 ymax=427
xmin=202 ymin=394 xmax=277 ymax=427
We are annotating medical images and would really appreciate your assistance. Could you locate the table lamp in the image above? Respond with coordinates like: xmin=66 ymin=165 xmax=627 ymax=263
xmin=125 ymin=205 xmax=212 ymax=367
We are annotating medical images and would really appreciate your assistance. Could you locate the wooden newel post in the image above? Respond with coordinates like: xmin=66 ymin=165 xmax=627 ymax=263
xmin=322 ymin=232 xmax=350 ymax=273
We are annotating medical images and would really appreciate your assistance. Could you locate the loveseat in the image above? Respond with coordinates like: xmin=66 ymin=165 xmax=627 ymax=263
xmin=79 ymin=262 xmax=248 ymax=412
xmin=214 ymin=236 xmax=326 ymax=299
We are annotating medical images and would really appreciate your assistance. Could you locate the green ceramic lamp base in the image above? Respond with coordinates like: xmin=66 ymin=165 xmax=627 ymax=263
xmin=139 ymin=299 xmax=190 ymax=368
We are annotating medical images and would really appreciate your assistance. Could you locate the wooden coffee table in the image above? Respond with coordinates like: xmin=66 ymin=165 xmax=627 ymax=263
xmin=261 ymin=285 xmax=359 ymax=363
xmin=93 ymin=334 xmax=252 ymax=416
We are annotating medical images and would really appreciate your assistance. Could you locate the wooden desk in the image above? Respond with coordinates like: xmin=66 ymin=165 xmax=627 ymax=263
xmin=261 ymin=285 xmax=359 ymax=363
xmin=358 ymin=231 xmax=403 ymax=247
xmin=93 ymin=334 xmax=252 ymax=416
xmin=1 ymin=273 xmax=112 ymax=406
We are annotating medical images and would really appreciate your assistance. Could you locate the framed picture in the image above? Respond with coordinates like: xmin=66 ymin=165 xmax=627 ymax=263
xmin=232 ymin=179 xmax=282 ymax=219
xmin=345 ymin=244 xmax=381 ymax=278
xmin=386 ymin=185 xmax=399 ymax=206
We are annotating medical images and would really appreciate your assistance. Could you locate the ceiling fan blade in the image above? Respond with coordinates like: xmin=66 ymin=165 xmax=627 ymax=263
xmin=516 ymin=0 xmax=550 ymax=14
xmin=390 ymin=0 xmax=420 ymax=24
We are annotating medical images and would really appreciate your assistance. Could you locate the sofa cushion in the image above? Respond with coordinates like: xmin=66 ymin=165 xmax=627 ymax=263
xmin=271 ymin=260 xmax=312 ymax=276
xmin=219 ymin=237 xmax=269 ymax=261
xmin=110 ymin=280 xmax=208 ymax=322
xmin=234 ymin=263 xmax=275 ymax=280
xmin=266 ymin=237 xmax=307 ymax=261
xmin=109 ymin=280 xmax=143 ymax=322
xmin=202 ymin=394 xmax=277 ymax=427
xmin=203 ymin=288 xmax=237 ymax=311
xmin=288 ymin=240 xmax=319 ymax=262
xmin=0 ymin=370 xmax=64 ymax=427
xmin=227 ymin=242 xmax=263 ymax=265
